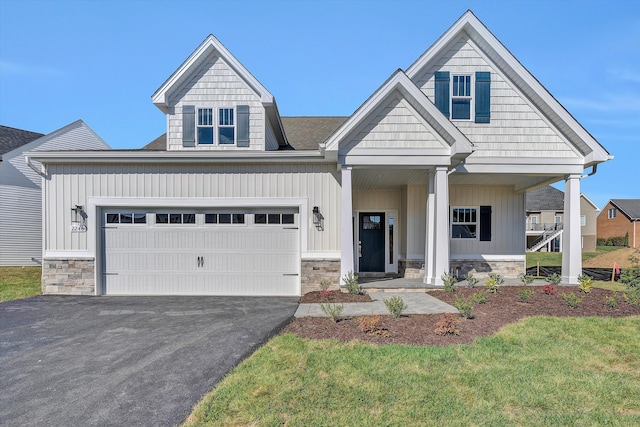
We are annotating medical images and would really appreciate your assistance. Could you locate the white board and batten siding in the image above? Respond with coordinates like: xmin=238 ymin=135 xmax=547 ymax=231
xmin=166 ymin=52 xmax=266 ymax=151
xmin=412 ymin=35 xmax=580 ymax=159
xmin=0 ymin=120 xmax=109 ymax=266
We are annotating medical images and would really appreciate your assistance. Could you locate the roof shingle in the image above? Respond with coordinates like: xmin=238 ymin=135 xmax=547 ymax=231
xmin=610 ymin=199 xmax=640 ymax=220
xmin=526 ymin=186 xmax=565 ymax=211
xmin=0 ymin=125 xmax=44 ymax=156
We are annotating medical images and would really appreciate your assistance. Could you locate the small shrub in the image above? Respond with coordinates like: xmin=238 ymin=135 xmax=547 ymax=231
xmin=320 ymin=303 xmax=344 ymax=322
xmin=384 ymin=296 xmax=408 ymax=318
xmin=605 ymin=292 xmax=619 ymax=309
xmin=577 ymin=274 xmax=592 ymax=294
xmin=453 ymin=296 xmax=474 ymax=319
xmin=542 ymin=285 xmax=557 ymax=295
xmin=464 ymin=272 xmax=479 ymax=288
xmin=434 ymin=313 xmax=461 ymax=336
xmin=319 ymin=278 xmax=332 ymax=291
xmin=342 ymin=271 xmax=365 ymax=295
xmin=357 ymin=315 xmax=389 ymax=336
xmin=519 ymin=273 xmax=535 ymax=286
xmin=518 ymin=289 xmax=534 ymax=303
xmin=619 ymin=249 xmax=640 ymax=290
xmin=484 ymin=273 xmax=504 ymax=293
xmin=623 ymin=289 xmax=640 ymax=307
xmin=562 ymin=292 xmax=582 ymax=308
xmin=320 ymin=289 xmax=332 ymax=298
xmin=546 ymin=273 xmax=562 ymax=286
xmin=470 ymin=290 xmax=488 ymax=304
xmin=441 ymin=272 xmax=458 ymax=292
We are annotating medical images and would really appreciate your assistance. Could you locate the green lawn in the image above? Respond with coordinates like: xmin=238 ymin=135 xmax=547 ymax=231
xmin=526 ymin=245 xmax=624 ymax=268
xmin=184 ymin=316 xmax=640 ymax=426
xmin=0 ymin=266 xmax=42 ymax=302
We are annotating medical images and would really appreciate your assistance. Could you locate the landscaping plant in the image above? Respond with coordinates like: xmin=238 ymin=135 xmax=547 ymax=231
xmin=470 ymin=290 xmax=488 ymax=304
xmin=518 ymin=273 xmax=534 ymax=286
xmin=320 ymin=303 xmax=344 ymax=322
xmin=577 ymin=274 xmax=593 ymax=294
xmin=464 ymin=272 xmax=479 ymax=288
xmin=620 ymin=249 xmax=640 ymax=306
xmin=453 ymin=296 xmax=474 ymax=319
xmin=441 ymin=272 xmax=457 ymax=292
xmin=484 ymin=273 xmax=503 ymax=293
xmin=319 ymin=278 xmax=333 ymax=297
xmin=562 ymin=292 xmax=583 ymax=308
xmin=542 ymin=284 xmax=557 ymax=295
xmin=605 ymin=292 xmax=619 ymax=309
xmin=546 ymin=273 xmax=562 ymax=286
xmin=342 ymin=271 xmax=365 ymax=295
xmin=384 ymin=296 xmax=408 ymax=318
xmin=357 ymin=315 xmax=389 ymax=336
xmin=433 ymin=313 xmax=461 ymax=335
xmin=517 ymin=289 xmax=534 ymax=303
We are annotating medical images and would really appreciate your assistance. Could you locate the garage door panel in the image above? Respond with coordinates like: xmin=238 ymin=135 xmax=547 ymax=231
xmin=103 ymin=212 xmax=300 ymax=296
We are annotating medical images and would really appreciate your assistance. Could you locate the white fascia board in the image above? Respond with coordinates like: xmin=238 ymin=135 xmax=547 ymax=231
xmin=152 ymin=34 xmax=274 ymax=110
xmin=325 ymin=70 xmax=473 ymax=155
xmin=405 ymin=10 xmax=611 ymax=164
xmin=460 ymin=162 xmax=585 ymax=175
xmin=24 ymin=149 xmax=328 ymax=164
xmin=339 ymin=154 xmax=452 ymax=166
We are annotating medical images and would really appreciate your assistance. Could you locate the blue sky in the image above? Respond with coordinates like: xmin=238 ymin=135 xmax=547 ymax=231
xmin=0 ymin=0 xmax=638 ymax=209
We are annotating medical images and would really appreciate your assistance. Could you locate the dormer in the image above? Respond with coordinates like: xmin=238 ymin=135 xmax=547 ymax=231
xmin=152 ymin=35 xmax=288 ymax=151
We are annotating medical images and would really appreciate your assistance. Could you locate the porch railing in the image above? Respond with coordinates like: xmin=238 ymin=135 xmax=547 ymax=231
xmin=526 ymin=222 xmax=563 ymax=232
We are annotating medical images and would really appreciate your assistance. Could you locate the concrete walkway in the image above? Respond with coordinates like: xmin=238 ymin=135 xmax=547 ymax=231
xmin=295 ymin=292 xmax=457 ymax=318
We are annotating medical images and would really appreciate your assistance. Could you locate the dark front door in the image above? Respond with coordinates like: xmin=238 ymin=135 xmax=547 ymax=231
xmin=359 ymin=212 xmax=385 ymax=272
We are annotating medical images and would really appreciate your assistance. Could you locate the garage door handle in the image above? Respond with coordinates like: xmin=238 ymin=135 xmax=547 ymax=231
xmin=283 ymin=273 xmax=298 ymax=276
xmin=197 ymin=256 xmax=204 ymax=268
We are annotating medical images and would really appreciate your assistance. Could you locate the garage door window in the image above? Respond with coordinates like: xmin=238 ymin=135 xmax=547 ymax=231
xmin=156 ymin=213 xmax=196 ymax=224
xmin=205 ymin=213 xmax=245 ymax=224
xmin=106 ymin=213 xmax=146 ymax=224
xmin=255 ymin=213 xmax=295 ymax=225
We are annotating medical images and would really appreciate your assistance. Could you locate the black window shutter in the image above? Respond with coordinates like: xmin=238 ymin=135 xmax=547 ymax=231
xmin=475 ymin=72 xmax=491 ymax=123
xmin=434 ymin=71 xmax=450 ymax=118
xmin=480 ymin=205 xmax=492 ymax=241
xmin=182 ymin=105 xmax=196 ymax=147
xmin=236 ymin=105 xmax=250 ymax=147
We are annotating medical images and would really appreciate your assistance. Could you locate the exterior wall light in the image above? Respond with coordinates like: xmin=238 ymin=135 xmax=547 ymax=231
xmin=312 ymin=206 xmax=324 ymax=231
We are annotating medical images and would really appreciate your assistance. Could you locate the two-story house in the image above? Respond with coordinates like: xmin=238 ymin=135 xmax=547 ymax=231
xmin=597 ymin=199 xmax=640 ymax=248
xmin=525 ymin=186 xmax=599 ymax=253
xmin=27 ymin=11 xmax=611 ymax=296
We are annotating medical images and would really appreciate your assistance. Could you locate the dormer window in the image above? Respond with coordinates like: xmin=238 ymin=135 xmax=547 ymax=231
xmin=451 ymin=75 xmax=472 ymax=120
xmin=219 ymin=108 xmax=235 ymax=144
xmin=197 ymin=108 xmax=214 ymax=144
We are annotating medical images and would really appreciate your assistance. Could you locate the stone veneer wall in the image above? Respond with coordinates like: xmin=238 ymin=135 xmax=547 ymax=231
xmin=399 ymin=260 xmax=425 ymax=279
xmin=42 ymin=258 xmax=95 ymax=295
xmin=449 ymin=259 xmax=524 ymax=280
xmin=301 ymin=259 xmax=341 ymax=294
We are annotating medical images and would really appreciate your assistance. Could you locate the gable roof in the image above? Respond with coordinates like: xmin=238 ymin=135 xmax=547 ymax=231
xmin=610 ymin=199 xmax=640 ymax=220
xmin=405 ymin=10 xmax=611 ymax=167
xmin=151 ymin=34 xmax=288 ymax=148
xmin=142 ymin=134 xmax=167 ymax=151
xmin=323 ymin=69 xmax=473 ymax=162
xmin=526 ymin=186 xmax=565 ymax=211
xmin=0 ymin=125 xmax=44 ymax=156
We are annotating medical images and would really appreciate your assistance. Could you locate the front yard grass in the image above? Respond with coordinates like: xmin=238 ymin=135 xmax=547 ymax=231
xmin=184 ymin=316 xmax=640 ymax=426
xmin=0 ymin=266 xmax=41 ymax=302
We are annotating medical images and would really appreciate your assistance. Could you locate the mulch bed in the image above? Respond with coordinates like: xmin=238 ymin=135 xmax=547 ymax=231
xmin=283 ymin=286 xmax=640 ymax=346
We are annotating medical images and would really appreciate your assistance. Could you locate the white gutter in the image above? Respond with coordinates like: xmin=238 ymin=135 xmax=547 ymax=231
xmin=24 ymin=154 xmax=47 ymax=177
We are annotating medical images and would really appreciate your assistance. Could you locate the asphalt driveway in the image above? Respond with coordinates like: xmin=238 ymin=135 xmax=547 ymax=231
xmin=0 ymin=295 xmax=299 ymax=426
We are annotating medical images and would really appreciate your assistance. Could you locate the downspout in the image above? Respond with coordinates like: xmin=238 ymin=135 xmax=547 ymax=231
xmin=580 ymin=164 xmax=597 ymax=180
xmin=25 ymin=155 xmax=47 ymax=177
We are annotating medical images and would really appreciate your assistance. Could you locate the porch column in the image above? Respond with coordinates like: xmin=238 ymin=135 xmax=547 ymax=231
xmin=340 ymin=166 xmax=354 ymax=284
xmin=424 ymin=167 xmax=450 ymax=286
xmin=561 ymin=174 xmax=582 ymax=285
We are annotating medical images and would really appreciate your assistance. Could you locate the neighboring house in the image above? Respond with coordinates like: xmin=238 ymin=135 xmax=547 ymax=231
xmin=26 ymin=11 xmax=611 ymax=296
xmin=525 ymin=186 xmax=599 ymax=253
xmin=0 ymin=121 xmax=110 ymax=266
xmin=597 ymin=199 xmax=640 ymax=248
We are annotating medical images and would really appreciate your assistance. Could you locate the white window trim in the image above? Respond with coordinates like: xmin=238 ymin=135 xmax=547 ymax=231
xmin=608 ymin=208 xmax=616 ymax=219
xmin=580 ymin=215 xmax=586 ymax=227
xmin=451 ymin=206 xmax=479 ymax=240
xmin=195 ymin=106 xmax=237 ymax=146
xmin=218 ymin=107 xmax=236 ymax=145
xmin=196 ymin=107 xmax=214 ymax=145
xmin=451 ymin=74 xmax=474 ymax=121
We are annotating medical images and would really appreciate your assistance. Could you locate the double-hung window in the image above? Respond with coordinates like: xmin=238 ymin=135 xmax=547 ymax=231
xmin=451 ymin=207 xmax=477 ymax=239
xmin=219 ymin=108 xmax=235 ymax=144
xmin=197 ymin=108 xmax=214 ymax=144
xmin=451 ymin=75 xmax=472 ymax=120
xmin=608 ymin=208 xmax=616 ymax=219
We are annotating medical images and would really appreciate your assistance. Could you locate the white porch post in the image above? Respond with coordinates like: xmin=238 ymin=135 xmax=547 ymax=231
xmin=561 ymin=174 xmax=582 ymax=285
xmin=424 ymin=167 xmax=450 ymax=286
xmin=340 ymin=166 xmax=354 ymax=284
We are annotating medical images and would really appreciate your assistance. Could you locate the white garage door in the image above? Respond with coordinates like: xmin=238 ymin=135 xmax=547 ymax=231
xmin=102 ymin=210 xmax=300 ymax=296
